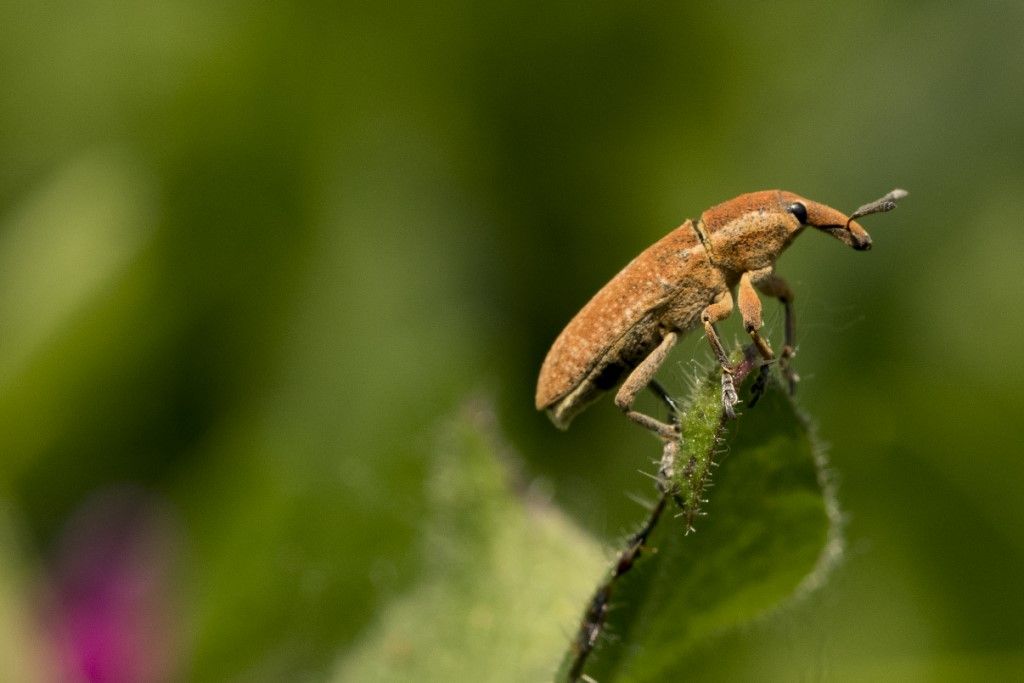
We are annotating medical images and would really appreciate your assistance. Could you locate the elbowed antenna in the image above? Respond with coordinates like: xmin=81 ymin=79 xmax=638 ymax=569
xmin=846 ymin=188 xmax=909 ymax=227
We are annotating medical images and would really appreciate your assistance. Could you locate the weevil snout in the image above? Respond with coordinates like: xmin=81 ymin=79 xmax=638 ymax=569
xmin=794 ymin=188 xmax=908 ymax=251
xmin=814 ymin=217 xmax=872 ymax=250
xmin=848 ymin=221 xmax=872 ymax=250
xmin=786 ymin=196 xmax=873 ymax=251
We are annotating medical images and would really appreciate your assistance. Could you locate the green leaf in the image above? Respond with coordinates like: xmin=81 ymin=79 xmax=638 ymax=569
xmin=567 ymin=376 xmax=841 ymax=682
xmin=0 ymin=506 xmax=51 ymax=682
xmin=332 ymin=399 xmax=606 ymax=683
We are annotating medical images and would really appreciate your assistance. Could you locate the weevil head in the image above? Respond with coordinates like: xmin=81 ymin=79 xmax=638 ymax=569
xmin=699 ymin=190 xmax=858 ymax=272
xmin=699 ymin=189 xmax=906 ymax=272
xmin=778 ymin=191 xmax=873 ymax=251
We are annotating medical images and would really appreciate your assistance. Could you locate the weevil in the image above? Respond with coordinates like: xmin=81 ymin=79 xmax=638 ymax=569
xmin=535 ymin=188 xmax=907 ymax=440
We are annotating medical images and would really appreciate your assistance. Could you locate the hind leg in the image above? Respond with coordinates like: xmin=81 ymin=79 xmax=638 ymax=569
xmin=614 ymin=331 xmax=679 ymax=440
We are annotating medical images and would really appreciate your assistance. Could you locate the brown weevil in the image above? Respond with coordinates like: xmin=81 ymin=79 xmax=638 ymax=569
xmin=535 ymin=188 xmax=907 ymax=440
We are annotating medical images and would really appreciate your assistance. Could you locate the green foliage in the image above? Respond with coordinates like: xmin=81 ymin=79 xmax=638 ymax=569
xmin=567 ymin=377 xmax=840 ymax=682
xmin=671 ymin=372 xmax=729 ymax=531
xmin=332 ymin=378 xmax=838 ymax=683
xmin=0 ymin=508 xmax=50 ymax=682
xmin=0 ymin=1 xmax=1022 ymax=678
xmin=333 ymin=400 xmax=605 ymax=682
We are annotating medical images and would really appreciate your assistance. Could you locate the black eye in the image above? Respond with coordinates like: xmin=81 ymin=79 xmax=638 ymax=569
xmin=787 ymin=202 xmax=808 ymax=224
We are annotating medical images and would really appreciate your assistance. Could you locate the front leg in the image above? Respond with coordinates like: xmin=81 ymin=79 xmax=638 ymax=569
xmin=738 ymin=270 xmax=775 ymax=361
xmin=750 ymin=268 xmax=798 ymax=393
xmin=738 ymin=269 xmax=775 ymax=406
xmin=700 ymin=290 xmax=738 ymax=418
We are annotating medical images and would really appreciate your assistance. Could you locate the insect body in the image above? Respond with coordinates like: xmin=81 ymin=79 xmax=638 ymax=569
xmin=535 ymin=189 xmax=906 ymax=439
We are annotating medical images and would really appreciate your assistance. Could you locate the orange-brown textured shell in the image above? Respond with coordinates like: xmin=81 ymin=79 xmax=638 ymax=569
xmin=701 ymin=189 xmax=784 ymax=234
xmin=535 ymin=221 xmax=703 ymax=410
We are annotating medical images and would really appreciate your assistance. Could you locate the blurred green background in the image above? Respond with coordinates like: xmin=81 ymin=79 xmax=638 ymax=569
xmin=1 ymin=1 xmax=1022 ymax=680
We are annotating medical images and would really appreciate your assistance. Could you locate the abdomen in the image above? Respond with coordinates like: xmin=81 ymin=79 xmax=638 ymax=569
xmin=536 ymin=221 xmax=713 ymax=428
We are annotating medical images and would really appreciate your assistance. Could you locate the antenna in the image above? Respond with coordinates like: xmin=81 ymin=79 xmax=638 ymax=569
xmin=847 ymin=188 xmax=909 ymax=227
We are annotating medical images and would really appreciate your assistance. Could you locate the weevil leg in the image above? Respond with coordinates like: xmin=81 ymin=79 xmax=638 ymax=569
xmin=700 ymin=291 xmax=738 ymax=418
xmin=748 ymin=363 xmax=772 ymax=408
xmin=738 ymin=271 xmax=775 ymax=361
xmin=614 ymin=331 xmax=679 ymax=440
xmin=657 ymin=438 xmax=680 ymax=494
xmin=648 ymin=379 xmax=680 ymax=422
xmin=738 ymin=270 xmax=775 ymax=407
xmin=751 ymin=270 xmax=799 ymax=393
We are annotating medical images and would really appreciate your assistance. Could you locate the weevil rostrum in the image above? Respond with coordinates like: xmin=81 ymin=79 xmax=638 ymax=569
xmin=536 ymin=189 xmax=907 ymax=441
